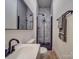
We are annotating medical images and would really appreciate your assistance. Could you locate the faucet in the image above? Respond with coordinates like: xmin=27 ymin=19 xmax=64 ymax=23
xmin=5 ymin=38 xmax=20 ymax=57
xmin=8 ymin=38 xmax=20 ymax=53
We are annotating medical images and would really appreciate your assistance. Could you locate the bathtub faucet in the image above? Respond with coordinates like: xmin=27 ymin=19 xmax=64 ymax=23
xmin=8 ymin=38 xmax=20 ymax=53
xmin=5 ymin=38 xmax=20 ymax=57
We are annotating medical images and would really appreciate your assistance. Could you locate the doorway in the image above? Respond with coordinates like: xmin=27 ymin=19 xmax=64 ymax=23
xmin=37 ymin=13 xmax=52 ymax=50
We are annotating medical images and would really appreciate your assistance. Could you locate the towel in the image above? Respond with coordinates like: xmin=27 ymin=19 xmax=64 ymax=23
xmin=57 ymin=16 xmax=63 ymax=29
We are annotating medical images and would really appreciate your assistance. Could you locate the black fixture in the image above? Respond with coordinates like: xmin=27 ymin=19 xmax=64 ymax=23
xmin=17 ymin=16 xmax=20 ymax=29
xmin=5 ymin=38 xmax=20 ymax=57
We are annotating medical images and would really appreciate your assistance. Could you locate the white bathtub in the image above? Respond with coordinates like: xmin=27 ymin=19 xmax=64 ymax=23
xmin=6 ymin=44 xmax=40 ymax=59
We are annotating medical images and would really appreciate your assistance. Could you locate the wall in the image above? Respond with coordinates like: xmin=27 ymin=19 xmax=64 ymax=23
xmin=5 ymin=0 xmax=37 ymax=48
xmin=39 ymin=8 xmax=50 ymax=15
xmin=5 ymin=0 xmax=39 ymax=48
xmin=24 ymin=0 xmax=37 ymax=14
xmin=5 ymin=30 xmax=34 ymax=48
xmin=5 ymin=0 xmax=17 ymax=29
xmin=52 ymin=0 xmax=73 ymax=59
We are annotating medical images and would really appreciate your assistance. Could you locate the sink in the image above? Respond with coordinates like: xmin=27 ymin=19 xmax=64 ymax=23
xmin=6 ymin=44 xmax=40 ymax=59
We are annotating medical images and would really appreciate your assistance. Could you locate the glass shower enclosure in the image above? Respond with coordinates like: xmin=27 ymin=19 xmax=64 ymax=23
xmin=37 ymin=14 xmax=52 ymax=50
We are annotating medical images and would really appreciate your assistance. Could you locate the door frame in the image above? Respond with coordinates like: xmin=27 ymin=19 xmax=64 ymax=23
xmin=36 ymin=15 xmax=53 ymax=50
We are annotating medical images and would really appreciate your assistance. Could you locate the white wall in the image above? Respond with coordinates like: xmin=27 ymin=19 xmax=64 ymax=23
xmin=52 ymin=0 xmax=73 ymax=59
xmin=5 ymin=30 xmax=34 ymax=48
xmin=24 ymin=0 xmax=37 ymax=14
xmin=39 ymin=8 xmax=50 ymax=15
xmin=5 ymin=0 xmax=17 ymax=29
xmin=5 ymin=0 xmax=38 ymax=48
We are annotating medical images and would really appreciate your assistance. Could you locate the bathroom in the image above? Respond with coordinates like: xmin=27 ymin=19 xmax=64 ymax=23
xmin=5 ymin=0 xmax=73 ymax=59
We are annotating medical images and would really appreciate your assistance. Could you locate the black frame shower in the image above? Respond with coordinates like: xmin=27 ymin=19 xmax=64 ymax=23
xmin=36 ymin=16 xmax=53 ymax=50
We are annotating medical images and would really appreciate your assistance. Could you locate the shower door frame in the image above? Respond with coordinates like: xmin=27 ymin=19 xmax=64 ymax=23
xmin=36 ymin=16 xmax=53 ymax=50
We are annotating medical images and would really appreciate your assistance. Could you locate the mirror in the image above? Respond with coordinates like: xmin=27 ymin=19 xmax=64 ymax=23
xmin=17 ymin=0 xmax=33 ymax=30
xmin=5 ymin=0 xmax=33 ymax=30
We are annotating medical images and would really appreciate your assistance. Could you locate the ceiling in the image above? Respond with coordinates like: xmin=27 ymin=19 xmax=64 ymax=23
xmin=37 ymin=0 xmax=52 ymax=8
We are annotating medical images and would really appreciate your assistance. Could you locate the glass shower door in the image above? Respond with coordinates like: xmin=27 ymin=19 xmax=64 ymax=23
xmin=37 ymin=14 xmax=52 ymax=50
